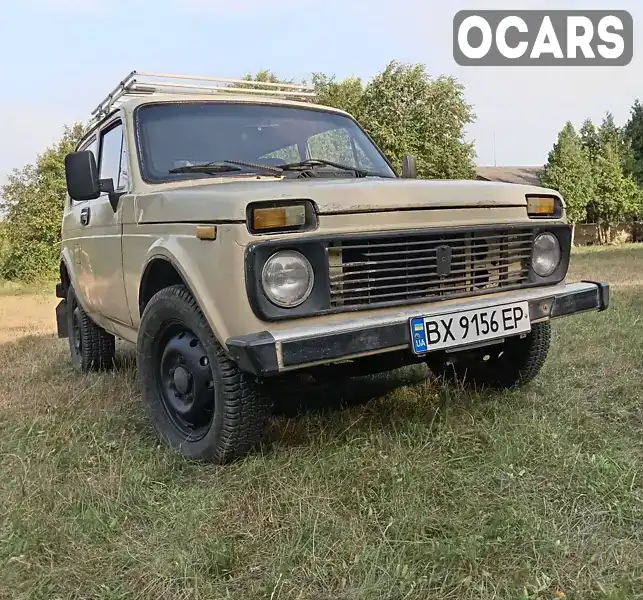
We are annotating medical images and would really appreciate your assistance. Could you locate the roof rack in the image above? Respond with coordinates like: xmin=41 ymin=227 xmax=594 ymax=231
xmin=89 ymin=71 xmax=316 ymax=126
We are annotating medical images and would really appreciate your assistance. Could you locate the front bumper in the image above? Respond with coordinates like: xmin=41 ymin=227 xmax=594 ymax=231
xmin=226 ymin=281 xmax=610 ymax=376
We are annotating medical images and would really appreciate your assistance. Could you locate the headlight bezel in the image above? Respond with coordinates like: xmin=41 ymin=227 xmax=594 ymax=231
xmin=525 ymin=225 xmax=571 ymax=284
xmin=261 ymin=249 xmax=315 ymax=308
xmin=245 ymin=240 xmax=330 ymax=321
xmin=531 ymin=232 xmax=562 ymax=278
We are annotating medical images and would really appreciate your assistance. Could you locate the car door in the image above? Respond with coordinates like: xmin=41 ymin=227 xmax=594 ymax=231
xmin=61 ymin=133 xmax=98 ymax=303
xmin=78 ymin=116 xmax=132 ymax=325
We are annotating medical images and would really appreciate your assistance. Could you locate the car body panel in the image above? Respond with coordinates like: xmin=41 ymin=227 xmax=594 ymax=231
xmin=131 ymin=178 xmax=557 ymax=224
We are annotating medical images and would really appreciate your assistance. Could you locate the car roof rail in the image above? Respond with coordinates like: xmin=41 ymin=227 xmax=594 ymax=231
xmin=88 ymin=71 xmax=317 ymax=127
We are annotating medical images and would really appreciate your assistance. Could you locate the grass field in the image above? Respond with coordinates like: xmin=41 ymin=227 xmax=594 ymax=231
xmin=1 ymin=246 xmax=642 ymax=600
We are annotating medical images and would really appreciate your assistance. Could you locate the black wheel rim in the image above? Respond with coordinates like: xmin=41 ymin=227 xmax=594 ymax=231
xmin=154 ymin=321 xmax=215 ymax=441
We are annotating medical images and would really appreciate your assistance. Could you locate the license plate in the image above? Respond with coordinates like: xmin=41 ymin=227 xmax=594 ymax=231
xmin=409 ymin=301 xmax=531 ymax=354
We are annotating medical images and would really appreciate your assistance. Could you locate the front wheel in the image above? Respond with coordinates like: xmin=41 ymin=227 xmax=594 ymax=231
xmin=427 ymin=321 xmax=552 ymax=390
xmin=137 ymin=285 xmax=271 ymax=463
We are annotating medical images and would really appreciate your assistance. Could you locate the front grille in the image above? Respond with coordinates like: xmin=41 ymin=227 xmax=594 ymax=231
xmin=328 ymin=228 xmax=534 ymax=308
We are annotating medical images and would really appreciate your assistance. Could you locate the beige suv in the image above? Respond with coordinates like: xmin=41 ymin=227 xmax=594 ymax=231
xmin=56 ymin=71 xmax=610 ymax=463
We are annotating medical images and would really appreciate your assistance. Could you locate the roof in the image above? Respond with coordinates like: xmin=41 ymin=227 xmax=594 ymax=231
xmin=476 ymin=166 xmax=544 ymax=187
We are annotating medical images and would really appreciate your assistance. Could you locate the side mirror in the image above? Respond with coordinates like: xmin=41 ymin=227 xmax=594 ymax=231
xmin=65 ymin=151 xmax=100 ymax=201
xmin=401 ymin=154 xmax=417 ymax=179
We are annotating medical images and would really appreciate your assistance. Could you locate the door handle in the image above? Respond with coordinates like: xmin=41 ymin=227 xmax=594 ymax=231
xmin=80 ymin=207 xmax=90 ymax=226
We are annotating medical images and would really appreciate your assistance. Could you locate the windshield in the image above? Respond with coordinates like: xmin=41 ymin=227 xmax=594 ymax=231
xmin=135 ymin=102 xmax=396 ymax=182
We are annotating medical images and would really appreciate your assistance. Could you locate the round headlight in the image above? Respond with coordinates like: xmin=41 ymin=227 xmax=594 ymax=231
xmin=261 ymin=250 xmax=314 ymax=308
xmin=532 ymin=232 xmax=561 ymax=277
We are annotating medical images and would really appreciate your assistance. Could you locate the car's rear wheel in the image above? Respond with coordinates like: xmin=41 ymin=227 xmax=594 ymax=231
xmin=426 ymin=321 xmax=552 ymax=390
xmin=137 ymin=285 xmax=271 ymax=463
xmin=67 ymin=287 xmax=115 ymax=373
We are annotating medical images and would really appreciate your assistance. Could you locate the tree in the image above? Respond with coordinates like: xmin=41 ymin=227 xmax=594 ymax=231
xmin=624 ymin=99 xmax=643 ymax=187
xmin=597 ymin=112 xmax=635 ymax=175
xmin=580 ymin=115 xmax=640 ymax=228
xmin=0 ymin=220 xmax=8 ymax=266
xmin=311 ymin=73 xmax=364 ymax=118
xmin=592 ymin=142 xmax=640 ymax=243
xmin=579 ymin=118 xmax=600 ymax=161
xmin=539 ymin=121 xmax=594 ymax=240
xmin=357 ymin=61 xmax=476 ymax=179
xmin=0 ymin=124 xmax=84 ymax=281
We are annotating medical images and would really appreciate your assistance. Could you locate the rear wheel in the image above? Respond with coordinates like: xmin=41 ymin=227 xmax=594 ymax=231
xmin=427 ymin=321 xmax=552 ymax=390
xmin=67 ymin=287 xmax=115 ymax=373
xmin=137 ymin=285 xmax=271 ymax=463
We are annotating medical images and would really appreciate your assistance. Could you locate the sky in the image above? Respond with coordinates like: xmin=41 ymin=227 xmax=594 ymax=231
xmin=0 ymin=0 xmax=641 ymax=189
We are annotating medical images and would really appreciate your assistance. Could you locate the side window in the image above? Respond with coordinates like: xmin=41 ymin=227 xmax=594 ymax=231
xmin=98 ymin=121 xmax=127 ymax=190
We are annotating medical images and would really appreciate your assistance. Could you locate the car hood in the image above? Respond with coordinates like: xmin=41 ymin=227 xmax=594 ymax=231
xmin=134 ymin=177 xmax=557 ymax=223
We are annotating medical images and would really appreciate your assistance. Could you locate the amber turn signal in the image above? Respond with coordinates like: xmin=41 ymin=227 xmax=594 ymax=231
xmin=527 ymin=196 xmax=559 ymax=217
xmin=195 ymin=225 xmax=217 ymax=240
xmin=252 ymin=205 xmax=307 ymax=231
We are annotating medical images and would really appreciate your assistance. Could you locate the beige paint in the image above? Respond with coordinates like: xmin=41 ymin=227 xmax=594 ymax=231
xmin=62 ymin=92 xmax=568 ymax=349
xmin=133 ymin=177 xmax=555 ymax=224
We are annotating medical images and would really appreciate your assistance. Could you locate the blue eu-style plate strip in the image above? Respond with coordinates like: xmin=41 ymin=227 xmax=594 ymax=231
xmin=410 ymin=317 xmax=428 ymax=354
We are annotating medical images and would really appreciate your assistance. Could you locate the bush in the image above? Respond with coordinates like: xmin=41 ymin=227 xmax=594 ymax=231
xmin=0 ymin=124 xmax=83 ymax=281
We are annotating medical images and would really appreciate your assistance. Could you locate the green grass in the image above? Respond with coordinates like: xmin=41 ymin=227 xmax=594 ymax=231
xmin=1 ymin=247 xmax=642 ymax=599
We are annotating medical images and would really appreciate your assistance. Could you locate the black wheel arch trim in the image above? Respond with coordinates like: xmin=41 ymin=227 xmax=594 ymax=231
xmin=138 ymin=253 xmax=228 ymax=349
xmin=56 ymin=256 xmax=85 ymax=337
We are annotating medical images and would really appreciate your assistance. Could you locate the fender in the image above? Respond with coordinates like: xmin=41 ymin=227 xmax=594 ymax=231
xmin=58 ymin=248 xmax=91 ymax=311
xmin=137 ymin=240 xmax=230 ymax=348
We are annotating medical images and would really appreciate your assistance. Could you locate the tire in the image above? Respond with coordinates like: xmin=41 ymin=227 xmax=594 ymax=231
xmin=136 ymin=284 xmax=271 ymax=463
xmin=427 ymin=321 xmax=552 ymax=390
xmin=67 ymin=287 xmax=116 ymax=373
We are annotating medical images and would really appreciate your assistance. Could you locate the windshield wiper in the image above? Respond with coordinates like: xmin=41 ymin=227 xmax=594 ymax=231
xmin=168 ymin=160 xmax=282 ymax=176
xmin=279 ymin=158 xmax=368 ymax=176
xmin=278 ymin=159 xmax=392 ymax=178
xmin=169 ymin=162 xmax=242 ymax=174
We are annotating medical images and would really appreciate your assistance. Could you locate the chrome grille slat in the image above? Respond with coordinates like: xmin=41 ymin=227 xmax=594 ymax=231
xmin=361 ymin=240 xmax=532 ymax=258
xmin=331 ymin=264 xmax=530 ymax=287
xmin=332 ymin=275 xmax=529 ymax=303
xmin=337 ymin=232 xmax=533 ymax=251
xmin=328 ymin=228 xmax=534 ymax=308
xmin=331 ymin=249 xmax=531 ymax=269
xmin=331 ymin=269 xmax=530 ymax=295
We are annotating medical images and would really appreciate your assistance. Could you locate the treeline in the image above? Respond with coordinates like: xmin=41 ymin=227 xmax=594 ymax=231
xmin=539 ymin=101 xmax=643 ymax=243
xmin=0 ymin=61 xmax=476 ymax=282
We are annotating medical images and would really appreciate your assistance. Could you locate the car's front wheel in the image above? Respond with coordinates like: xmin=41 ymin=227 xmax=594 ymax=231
xmin=137 ymin=285 xmax=271 ymax=463
xmin=426 ymin=321 xmax=552 ymax=390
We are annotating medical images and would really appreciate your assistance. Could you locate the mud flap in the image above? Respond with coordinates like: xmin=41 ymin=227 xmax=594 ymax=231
xmin=56 ymin=300 xmax=68 ymax=338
